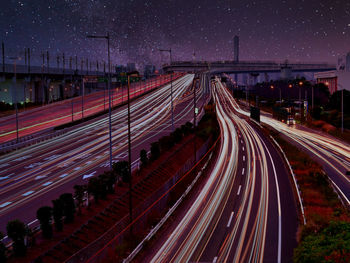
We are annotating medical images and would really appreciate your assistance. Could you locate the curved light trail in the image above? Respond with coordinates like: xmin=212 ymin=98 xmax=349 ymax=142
xmin=150 ymin=77 xmax=287 ymax=263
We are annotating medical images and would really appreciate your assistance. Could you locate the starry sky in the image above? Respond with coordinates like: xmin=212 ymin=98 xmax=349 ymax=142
xmin=1 ymin=0 xmax=349 ymax=69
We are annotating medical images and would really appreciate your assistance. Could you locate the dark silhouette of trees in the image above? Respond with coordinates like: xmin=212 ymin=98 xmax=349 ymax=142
xmin=150 ymin=142 xmax=160 ymax=160
xmin=52 ymin=199 xmax=64 ymax=231
xmin=59 ymin=193 xmax=75 ymax=223
xmin=74 ymin=185 xmax=86 ymax=214
xmin=140 ymin=149 xmax=148 ymax=167
xmin=36 ymin=206 xmax=53 ymax=239
xmin=0 ymin=232 xmax=7 ymax=262
xmin=6 ymin=220 xmax=26 ymax=256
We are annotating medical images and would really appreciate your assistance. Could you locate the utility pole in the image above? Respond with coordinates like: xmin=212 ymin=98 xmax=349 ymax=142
xmin=127 ymin=71 xmax=138 ymax=234
xmin=1 ymin=42 xmax=4 ymax=75
xmin=27 ymin=48 xmax=30 ymax=74
xmin=342 ymin=89 xmax=344 ymax=133
xmin=86 ymin=32 xmax=113 ymax=170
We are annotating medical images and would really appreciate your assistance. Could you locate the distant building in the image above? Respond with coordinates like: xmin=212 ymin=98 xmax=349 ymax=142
xmin=144 ymin=64 xmax=156 ymax=78
xmin=314 ymin=70 xmax=350 ymax=94
xmin=126 ymin=63 xmax=136 ymax=72
xmin=337 ymin=52 xmax=350 ymax=71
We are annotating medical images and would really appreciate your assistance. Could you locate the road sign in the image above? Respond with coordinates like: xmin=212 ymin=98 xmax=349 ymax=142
xmin=195 ymin=107 xmax=199 ymax=115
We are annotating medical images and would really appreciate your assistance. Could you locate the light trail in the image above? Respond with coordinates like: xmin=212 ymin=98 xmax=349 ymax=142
xmin=151 ymin=77 xmax=283 ymax=263
xmin=0 ymin=74 xmax=200 ymax=222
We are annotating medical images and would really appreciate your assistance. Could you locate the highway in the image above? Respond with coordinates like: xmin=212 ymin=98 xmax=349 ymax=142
xmin=0 ymin=74 xmax=180 ymax=144
xmin=0 ymin=73 xmax=211 ymax=233
xmin=230 ymin=88 xmax=350 ymax=208
xmin=149 ymin=78 xmax=297 ymax=262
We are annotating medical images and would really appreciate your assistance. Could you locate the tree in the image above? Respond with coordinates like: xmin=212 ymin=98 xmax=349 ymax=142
xmin=59 ymin=193 xmax=75 ymax=223
xmin=52 ymin=199 xmax=64 ymax=231
xmin=140 ymin=149 xmax=148 ymax=167
xmin=294 ymin=221 xmax=350 ymax=263
xmin=0 ymin=232 xmax=6 ymax=262
xmin=88 ymin=177 xmax=101 ymax=203
xmin=6 ymin=220 xmax=26 ymax=256
xmin=74 ymin=184 xmax=86 ymax=214
xmin=150 ymin=142 xmax=160 ymax=160
xmin=113 ymin=161 xmax=130 ymax=183
xmin=172 ymin=128 xmax=183 ymax=144
xmin=36 ymin=206 xmax=53 ymax=239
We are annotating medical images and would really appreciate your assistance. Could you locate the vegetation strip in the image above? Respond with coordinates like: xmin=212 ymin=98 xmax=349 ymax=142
xmin=268 ymin=127 xmax=350 ymax=262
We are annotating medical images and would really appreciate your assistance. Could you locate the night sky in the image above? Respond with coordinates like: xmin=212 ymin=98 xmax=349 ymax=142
xmin=1 ymin=0 xmax=349 ymax=68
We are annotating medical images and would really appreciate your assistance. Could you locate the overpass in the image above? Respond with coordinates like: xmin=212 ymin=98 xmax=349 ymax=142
xmin=163 ymin=60 xmax=336 ymax=75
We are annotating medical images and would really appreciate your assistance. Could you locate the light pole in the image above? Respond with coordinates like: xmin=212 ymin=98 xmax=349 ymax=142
xmin=159 ymin=48 xmax=174 ymax=131
xmin=9 ymin=57 xmax=21 ymax=143
xmin=127 ymin=71 xmax=138 ymax=231
xmin=299 ymin=81 xmax=303 ymax=122
xmin=338 ymin=83 xmax=345 ymax=133
xmin=87 ymin=33 xmax=113 ymax=170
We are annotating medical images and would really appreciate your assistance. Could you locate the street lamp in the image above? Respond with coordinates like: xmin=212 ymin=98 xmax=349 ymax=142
xmin=299 ymin=81 xmax=303 ymax=122
xmin=127 ymin=71 xmax=138 ymax=230
xmin=9 ymin=56 xmax=21 ymax=143
xmin=87 ymin=32 xmax=113 ymax=170
xmin=159 ymin=48 xmax=174 ymax=131
xmin=338 ymin=83 xmax=345 ymax=133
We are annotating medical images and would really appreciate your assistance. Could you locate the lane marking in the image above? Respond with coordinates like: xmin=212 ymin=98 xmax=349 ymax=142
xmin=74 ymin=167 xmax=81 ymax=171
xmin=227 ymin=211 xmax=235 ymax=227
xmin=83 ymin=171 xmax=97 ymax=180
xmin=0 ymin=176 xmax=9 ymax=180
xmin=242 ymin=146 xmax=245 ymax=151
xmin=59 ymin=173 xmax=68 ymax=178
xmin=213 ymin=257 xmax=218 ymax=263
xmin=237 ymin=185 xmax=241 ymax=195
xmin=242 ymin=168 xmax=245 ymax=175
xmin=42 ymin=181 xmax=52 ymax=186
xmin=22 ymin=191 xmax=34 ymax=196
xmin=0 ymin=201 xmax=12 ymax=208
xmin=35 ymin=175 xmax=47 ymax=180
xmin=243 ymin=155 xmax=245 ymax=162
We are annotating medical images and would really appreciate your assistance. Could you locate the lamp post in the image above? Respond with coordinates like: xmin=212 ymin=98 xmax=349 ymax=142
xmin=9 ymin=56 xmax=21 ymax=143
xmin=299 ymin=81 xmax=303 ymax=122
xmin=338 ymin=83 xmax=345 ymax=133
xmin=87 ymin=32 xmax=113 ymax=170
xmin=127 ymin=71 xmax=138 ymax=231
xmin=159 ymin=48 xmax=174 ymax=131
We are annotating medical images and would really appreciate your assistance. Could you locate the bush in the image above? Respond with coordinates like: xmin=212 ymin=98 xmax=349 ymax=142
xmin=172 ymin=128 xmax=183 ymax=143
xmin=140 ymin=149 xmax=148 ymax=167
xmin=36 ymin=206 xmax=53 ymax=239
xmin=74 ymin=184 xmax=86 ymax=214
xmin=159 ymin=135 xmax=174 ymax=151
xmin=150 ymin=142 xmax=160 ymax=160
xmin=59 ymin=193 xmax=75 ymax=223
xmin=52 ymin=199 xmax=64 ymax=231
xmin=113 ymin=161 xmax=130 ymax=183
xmin=88 ymin=177 xmax=101 ymax=203
xmin=6 ymin=220 xmax=26 ymax=256
xmin=294 ymin=221 xmax=350 ymax=263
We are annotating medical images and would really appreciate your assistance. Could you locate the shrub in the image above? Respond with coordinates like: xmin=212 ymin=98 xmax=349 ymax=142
xmin=150 ymin=142 xmax=160 ymax=160
xmin=6 ymin=220 xmax=26 ymax=256
xmin=74 ymin=184 xmax=86 ymax=214
xmin=59 ymin=193 xmax=75 ymax=223
xmin=140 ymin=149 xmax=148 ymax=167
xmin=36 ymin=206 xmax=53 ymax=239
xmin=52 ymin=199 xmax=64 ymax=231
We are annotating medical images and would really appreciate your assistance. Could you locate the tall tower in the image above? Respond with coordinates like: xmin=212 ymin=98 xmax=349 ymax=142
xmin=233 ymin=35 xmax=239 ymax=62
xmin=233 ymin=35 xmax=239 ymax=85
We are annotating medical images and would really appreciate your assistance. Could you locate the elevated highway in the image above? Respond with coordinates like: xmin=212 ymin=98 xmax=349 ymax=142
xmin=163 ymin=60 xmax=336 ymax=75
